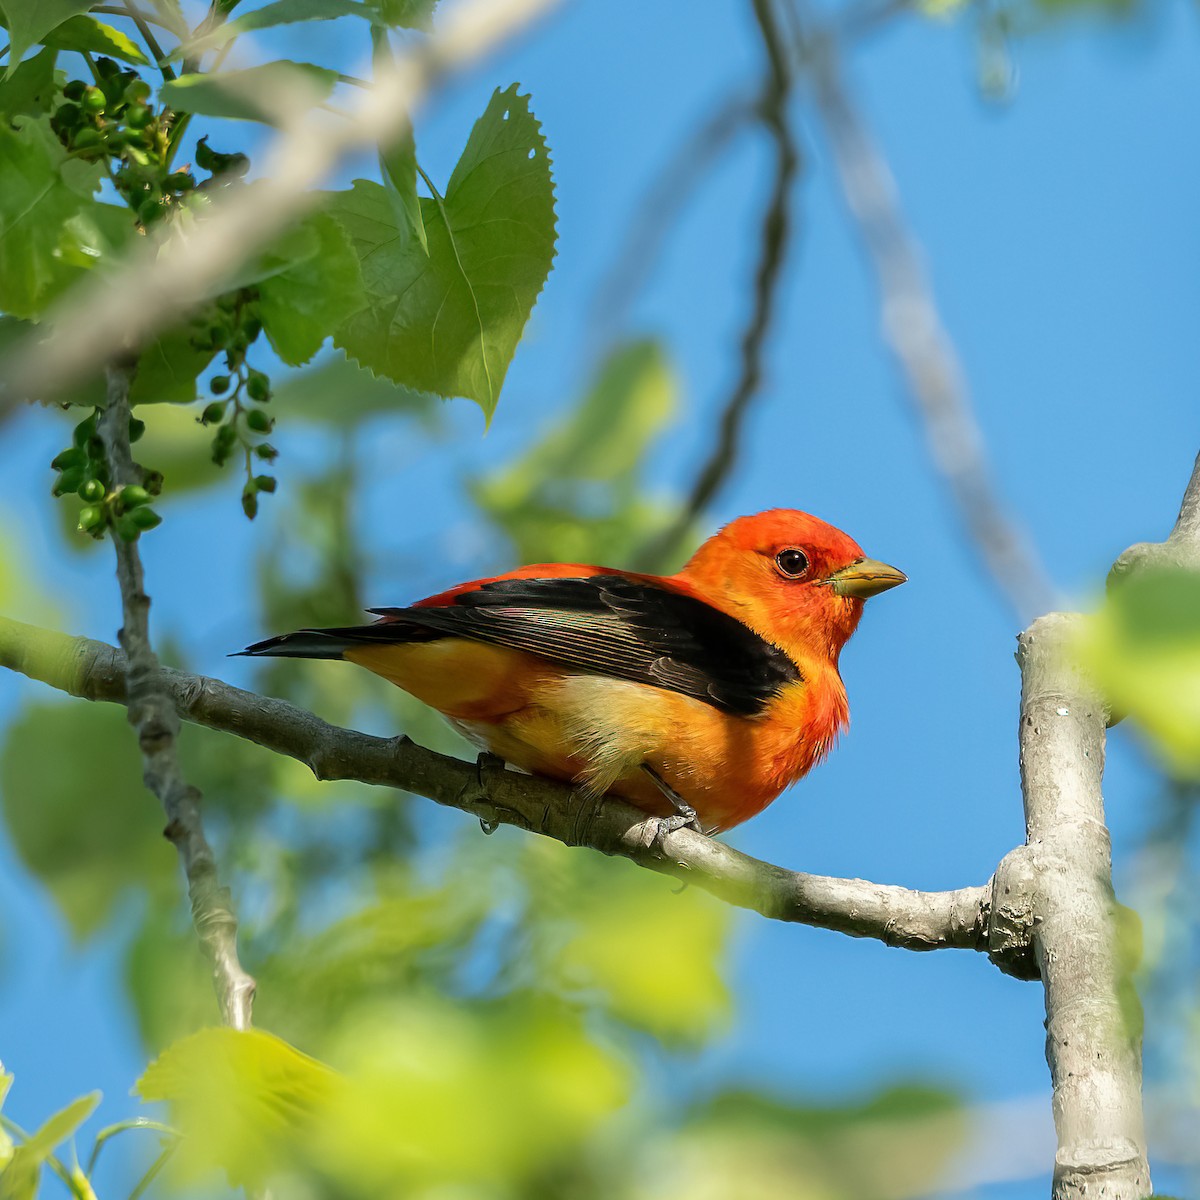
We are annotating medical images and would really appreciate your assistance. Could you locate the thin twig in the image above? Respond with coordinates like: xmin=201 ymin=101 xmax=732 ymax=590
xmin=635 ymin=0 xmax=801 ymax=570
xmin=1110 ymin=450 xmax=1200 ymax=581
xmin=96 ymin=361 xmax=256 ymax=1030
xmin=0 ymin=0 xmax=560 ymax=408
xmin=0 ymin=615 xmax=997 ymax=955
xmin=121 ymin=1 xmax=176 ymax=80
xmin=785 ymin=7 xmax=1058 ymax=624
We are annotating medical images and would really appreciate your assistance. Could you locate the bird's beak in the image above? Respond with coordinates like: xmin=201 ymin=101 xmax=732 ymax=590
xmin=826 ymin=557 xmax=908 ymax=599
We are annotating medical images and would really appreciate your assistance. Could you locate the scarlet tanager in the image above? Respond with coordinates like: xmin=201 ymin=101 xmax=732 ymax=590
xmin=240 ymin=509 xmax=905 ymax=834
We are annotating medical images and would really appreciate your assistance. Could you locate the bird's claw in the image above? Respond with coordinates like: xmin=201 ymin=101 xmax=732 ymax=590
xmin=651 ymin=807 xmax=703 ymax=853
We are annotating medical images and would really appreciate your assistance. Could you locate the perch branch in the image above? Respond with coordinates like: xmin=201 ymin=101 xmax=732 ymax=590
xmin=637 ymin=0 xmax=800 ymax=570
xmin=97 ymin=363 xmax=256 ymax=1030
xmin=0 ymin=616 xmax=994 ymax=955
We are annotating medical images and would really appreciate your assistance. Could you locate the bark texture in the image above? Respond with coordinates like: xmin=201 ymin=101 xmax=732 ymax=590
xmin=98 ymin=364 xmax=256 ymax=1030
xmin=1017 ymin=615 xmax=1150 ymax=1198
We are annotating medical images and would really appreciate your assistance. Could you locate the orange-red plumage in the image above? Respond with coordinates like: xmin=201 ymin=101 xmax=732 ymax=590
xmin=242 ymin=510 xmax=905 ymax=833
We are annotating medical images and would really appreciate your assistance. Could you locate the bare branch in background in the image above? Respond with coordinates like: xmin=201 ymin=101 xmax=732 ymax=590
xmin=0 ymin=0 xmax=561 ymax=407
xmin=97 ymin=363 xmax=256 ymax=1031
xmin=588 ymin=93 xmax=756 ymax=346
xmin=636 ymin=0 xmax=801 ymax=570
xmin=0 ymin=616 xmax=998 ymax=957
xmin=784 ymin=9 xmax=1058 ymax=624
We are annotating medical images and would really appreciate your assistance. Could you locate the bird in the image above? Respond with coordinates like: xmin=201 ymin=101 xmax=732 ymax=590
xmin=238 ymin=509 xmax=905 ymax=835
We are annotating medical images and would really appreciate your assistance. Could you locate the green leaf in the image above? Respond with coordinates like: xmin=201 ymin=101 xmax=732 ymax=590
xmin=0 ymin=46 xmax=57 ymax=120
xmin=137 ymin=1028 xmax=336 ymax=1190
xmin=471 ymin=339 xmax=680 ymax=564
xmin=42 ymin=15 xmax=150 ymax=65
xmin=272 ymin=350 xmax=433 ymax=424
xmin=0 ymin=0 xmax=92 ymax=76
xmin=329 ymin=84 xmax=557 ymax=419
xmin=369 ymin=0 xmax=438 ymax=27
xmin=159 ymin=62 xmax=338 ymax=123
xmin=259 ymin=212 xmax=366 ymax=366
xmin=378 ymin=120 xmax=426 ymax=254
xmin=0 ymin=701 xmax=177 ymax=939
xmin=0 ymin=116 xmax=105 ymax=318
xmin=1078 ymin=567 xmax=1200 ymax=777
xmin=0 ymin=1092 xmax=101 ymax=1200
xmin=131 ymin=325 xmax=216 ymax=404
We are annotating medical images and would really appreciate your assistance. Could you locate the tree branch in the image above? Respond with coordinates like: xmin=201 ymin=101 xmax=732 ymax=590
xmin=1110 ymin=450 xmax=1200 ymax=580
xmin=97 ymin=362 xmax=256 ymax=1031
xmin=636 ymin=0 xmax=801 ymax=570
xmin=786 ymin=11 xmax=1058 ymax=624
xmin=1013 ymin=615 xmax=1150 ymax=1197
xmin=0 ymin=615 xmax=996 ymax=955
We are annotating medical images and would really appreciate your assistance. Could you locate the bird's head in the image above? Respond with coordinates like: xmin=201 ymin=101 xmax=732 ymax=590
xmin=678 ymin=508 xmax=906 ymax=663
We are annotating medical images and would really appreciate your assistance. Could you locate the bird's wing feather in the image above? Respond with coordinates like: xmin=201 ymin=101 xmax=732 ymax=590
xmin=362 ymin=574 xmax=801 ymax=716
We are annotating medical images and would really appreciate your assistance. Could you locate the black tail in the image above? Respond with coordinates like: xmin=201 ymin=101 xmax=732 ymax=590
xmin=235 ymin=618 xmax=442 ymax=660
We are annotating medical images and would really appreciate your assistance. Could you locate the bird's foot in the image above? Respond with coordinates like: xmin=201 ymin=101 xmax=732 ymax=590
xmin=467 ymin=752 xmax=507 ymax=834
xmin=641 ymin=763 xmax=704 ymax=852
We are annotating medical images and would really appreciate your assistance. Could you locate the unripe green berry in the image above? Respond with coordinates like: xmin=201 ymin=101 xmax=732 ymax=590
xmin=125 ymin=79 xmax=151 ymax=105
xmin=73 ymin=128 xmax=102 ymax=151
xmin=128 ymin=417 xmax=146 ymax=443
xmin=54 ymin=102 xmax=82 ymax=129
xmin=201 ymin=401 xmax=226 ymax=425
xmin=82 ymin=86 xmax=106 ymax=114
xmin=244 ymin=409 xmax=272 ymax=434
xmin=63 ymin=80 xmax=87 ymax=101
xmin=120 ymin=485 xmax=150 ymax=509
xmin=165 ymin=171 xmax=195 ymax=192
xmin=115 ymin=515 xmax=141 ymax=542
xmin=246 ymin=372 xmax=270 ymax=402
xmin=125 ymin=103 xmax=152 ymax=130
xmin=209 ymin=374 xmax=231 ymax=395
xmin=254 ymin=443 xmax=278 ymax=461
xmin=78 ymin=505 xmax=106 ymax=533
xmin=241 ymin=488 xmax=258 ymax=520
xmin=253 ymin=474 xmax=276 ymax=493
xmin=79 ymin=479 xmax=106 ymax=503
xmin=55 ymin=467 xmax=85 ymax=496
xmin=128 ymin=506 xmax=161 ymax=530
xmin=72 ymin=415 xmax=97 ymax=448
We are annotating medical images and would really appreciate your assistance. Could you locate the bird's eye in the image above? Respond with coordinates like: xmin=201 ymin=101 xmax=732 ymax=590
xmin=775 ymin=548 xmax=809 ymax=579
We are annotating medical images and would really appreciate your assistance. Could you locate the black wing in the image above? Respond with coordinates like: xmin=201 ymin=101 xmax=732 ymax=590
xmin=366 ymin=575 xmax=803 ymax=716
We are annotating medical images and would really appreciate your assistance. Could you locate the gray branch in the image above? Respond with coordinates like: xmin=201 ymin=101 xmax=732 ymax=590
xmin=1110 ymin=450 xmax=1200 ymax=580
xmin=0 ymin=615 xmax=996 ymax=955
xmin=97 ymin=364 xmax=256 ymax=1031
xmin=790 ymin=12 xmax=1058 ymax=624
xmin=1012 ymin=616 xmax=1150 ymax=1197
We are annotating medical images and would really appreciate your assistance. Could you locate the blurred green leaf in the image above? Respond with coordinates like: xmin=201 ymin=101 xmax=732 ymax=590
xmin=371 ymin=0 xmax=438 ymax=27
xmin=159 ymin=63 xmax=337 ymax=123
xmin=175 ymin=0 xmax=370 ymax=57
xmin=137 ymin=1027 xmax=335 ymax=1189
xmin=0 ymin=47 xmax=57 ymax=120
xmin=0 ymin=701 xmax=176 ymax=940
xmin=1079 ymin=568 xmax=1200 ymax=777
xmin=472 ymin=338 xmax=680 ymax=564
xmin=259 ymin=212 xmax=366 ymax=366
xmin=313 ymin=999 xmax=630 ymax=1193
xmin=0 ymin=1090 xmax=100 ymax=1200
xmin=0 ymin=0 xmax=92 ymax=74
xmin=330 ymin=84 xmax=557 ymax=419
xmin=41 ymin=16 xmax=150 ymax=65
xmin=131 ymin=325 xmax=217 ymax=405
xmin=0 ymin=117 xmax=105 ymax=318
xmin=272 ymin=349 xmax=433 ymax=424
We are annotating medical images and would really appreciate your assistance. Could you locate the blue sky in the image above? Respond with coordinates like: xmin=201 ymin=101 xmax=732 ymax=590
xmin=1 ymin=0 xmax=1198 ymax=1195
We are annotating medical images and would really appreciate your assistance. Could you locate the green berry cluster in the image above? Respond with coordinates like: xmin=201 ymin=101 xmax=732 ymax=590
xmin=193 ymin=289 xmax=278 ymax=519
xmin=50 ymin=411 xmax=162 ymax=542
